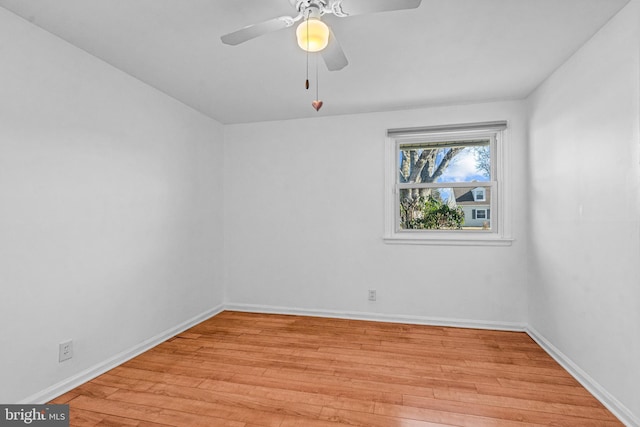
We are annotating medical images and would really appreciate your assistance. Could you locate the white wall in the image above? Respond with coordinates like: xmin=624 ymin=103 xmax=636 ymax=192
xmin=0 ymin=8 xmax=225 ymax=403
xmin=527 ymin=0 xmax=640 ymax=423
xmin=224 ymin=100 xmax=529 ymax=327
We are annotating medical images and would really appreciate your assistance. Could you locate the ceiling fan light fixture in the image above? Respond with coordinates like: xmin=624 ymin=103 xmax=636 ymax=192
xmin=296 ymin=18 xmax=329 ymax=52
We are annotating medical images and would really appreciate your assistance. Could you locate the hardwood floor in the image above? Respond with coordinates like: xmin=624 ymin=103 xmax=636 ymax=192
xmin=50 ymin=311 xmax=623 ymax=426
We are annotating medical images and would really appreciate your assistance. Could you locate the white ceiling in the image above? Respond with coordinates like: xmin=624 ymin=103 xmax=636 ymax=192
xmin=0 ymin=0 xmax=629 ymax=124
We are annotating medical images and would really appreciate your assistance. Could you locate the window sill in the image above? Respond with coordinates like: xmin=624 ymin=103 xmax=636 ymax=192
xmin=383 ymin=233 xmax=514 ymax=247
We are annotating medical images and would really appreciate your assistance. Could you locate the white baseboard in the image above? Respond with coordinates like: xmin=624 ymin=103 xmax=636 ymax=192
xmin=21 ymin=304 xmax=225 ymax=405
xmin=224 ymin=302 xmax=527 ymax=332
xmin=526 ymin=326 xmax=639 ymax=427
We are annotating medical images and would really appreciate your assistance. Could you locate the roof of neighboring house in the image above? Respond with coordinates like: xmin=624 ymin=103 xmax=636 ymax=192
xmin=452 ymin=186 xmax=491 ymax=205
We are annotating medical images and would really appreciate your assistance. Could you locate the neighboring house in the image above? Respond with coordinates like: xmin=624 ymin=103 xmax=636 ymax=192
xmin=451 ymin=186 xmax=491 ymax=229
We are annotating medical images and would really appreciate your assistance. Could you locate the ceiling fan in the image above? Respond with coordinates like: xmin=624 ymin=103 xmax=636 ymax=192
xmin=221 ymin=0 xmax=422 ymax=71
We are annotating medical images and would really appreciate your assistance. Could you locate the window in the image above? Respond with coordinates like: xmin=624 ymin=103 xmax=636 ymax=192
xmin=384 ymin=121 xmax=512 ymax=245
xmin=474 ymin=209 xmax=487 ymax=220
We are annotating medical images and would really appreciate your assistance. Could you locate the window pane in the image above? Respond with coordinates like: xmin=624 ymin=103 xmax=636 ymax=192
xmin=399 ymin=186 xmax=492 ymax=231
xmin=398 ymin=140 xmax=490 ymax=184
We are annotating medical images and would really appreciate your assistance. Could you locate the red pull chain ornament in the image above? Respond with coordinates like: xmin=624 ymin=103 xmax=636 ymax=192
xmin=311 ymin=49 xmax=322 ymax=111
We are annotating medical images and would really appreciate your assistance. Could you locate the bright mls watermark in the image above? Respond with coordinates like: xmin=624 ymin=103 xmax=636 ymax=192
xmin=0 ymin=405 xmax=69 ymax=426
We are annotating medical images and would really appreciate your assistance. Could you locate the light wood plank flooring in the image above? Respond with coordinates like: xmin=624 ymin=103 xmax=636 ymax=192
xmin=50 ymin=311 xmax=623 ymax=426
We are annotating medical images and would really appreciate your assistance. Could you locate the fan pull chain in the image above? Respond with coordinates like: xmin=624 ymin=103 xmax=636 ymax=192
xmin=312 ymin=53 xmax=323 ymax=111
xmin=305 ymin=13 xmax=310 ymax=90
xmin=302 ymin=10 xmax=322 ymax=111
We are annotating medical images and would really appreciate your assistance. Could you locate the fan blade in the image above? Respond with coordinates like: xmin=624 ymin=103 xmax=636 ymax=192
xmin=221 ymin=16 xmax=294 ymax=46
xmin=333 ymin=0 xmax=421 ymax=16
xmin=321 ymin=30 xmax=349 ymax=71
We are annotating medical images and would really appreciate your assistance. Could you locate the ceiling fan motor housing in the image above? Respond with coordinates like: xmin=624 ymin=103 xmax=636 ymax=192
xmin=290 ymin=0 xmax=329 ymax=15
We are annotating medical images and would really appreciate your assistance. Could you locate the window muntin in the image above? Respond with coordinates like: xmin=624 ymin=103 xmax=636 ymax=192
xmin=384 ymin=121 xmax=510 ymax=245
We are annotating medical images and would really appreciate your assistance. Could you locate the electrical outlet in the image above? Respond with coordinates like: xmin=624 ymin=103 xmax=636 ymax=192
xmin=368 ymin=290 xmax=377 ymax=301
xmin=59 ymin=340 xmax=73 ymax=362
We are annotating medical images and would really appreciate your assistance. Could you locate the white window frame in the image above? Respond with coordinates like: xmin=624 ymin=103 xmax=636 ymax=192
xmin=383 ymin=121 xmax=513 ymax=246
